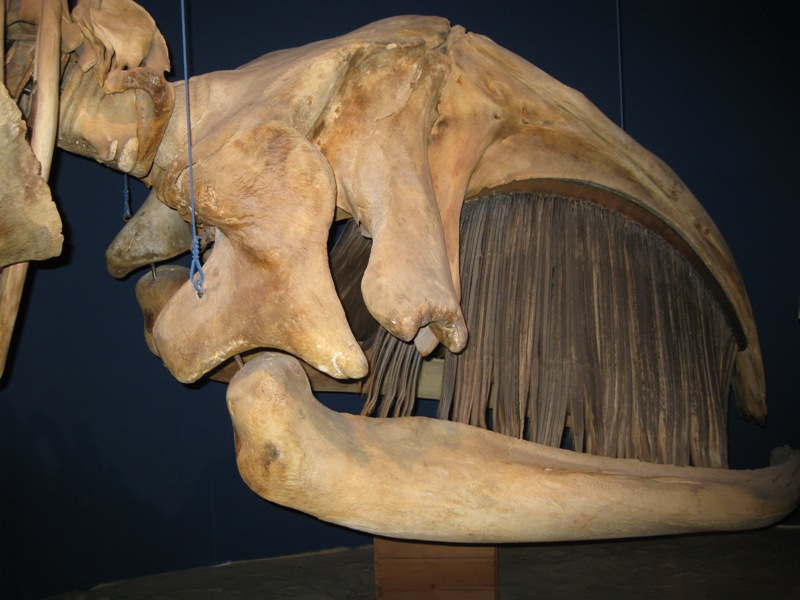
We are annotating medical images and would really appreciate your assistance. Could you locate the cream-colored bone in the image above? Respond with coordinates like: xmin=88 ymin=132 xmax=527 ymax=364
xmin=1 ymin=0 xmax=63 ymax=379
xmin=70 ymin=0 xmax=169 ymax=85
xmin=0 ymin=84 xmax=61 ymax=267
xmin=105 ymin=189 xmax=193 ymax=279
xmin=152 ymin=119 xmax=367 ymax=383
xmin=57 ymin=0 xmax=174 ymax=178
xmin=56 ymin=56 xmax=174 ymax=178
xmin=144 ymin=21 xmax=469 ymax=381
xmin=229 ymin=353 xmax=800 ymax=543
xmin=447 ymin=28 xmax=763 ymax=419
xmin=314 ymin=45 xmax=467 ymax=353
xmin=58 ymin=15 xmax=762 ymax=411
xmin=2 ymin=5 xmax=791 ymax=545
xmin=134 ymin=265 xmax=189 ymax=355
xmin=0 ymin=263 xmax=28 ymax=378
xmin=29 ymin=0 xmax=61 ymax=180
xmin=145 ymin=16 xmax=468 ymax=376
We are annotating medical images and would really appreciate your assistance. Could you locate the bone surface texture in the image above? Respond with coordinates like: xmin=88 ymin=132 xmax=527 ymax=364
xmin=229 ymin=354 xmax=800 ymax=543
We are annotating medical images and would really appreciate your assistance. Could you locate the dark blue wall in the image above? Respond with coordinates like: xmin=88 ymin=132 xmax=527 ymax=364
xmin=2 ymin=1 xmax=798 ymax=597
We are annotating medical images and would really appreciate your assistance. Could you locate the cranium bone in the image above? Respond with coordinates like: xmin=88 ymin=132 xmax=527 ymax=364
xmin=2 ymin=1 xmax=797 ymax=544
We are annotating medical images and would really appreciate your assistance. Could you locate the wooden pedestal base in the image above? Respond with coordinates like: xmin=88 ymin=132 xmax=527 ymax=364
xmin=374 ymin=538 xmax=498 ymax=600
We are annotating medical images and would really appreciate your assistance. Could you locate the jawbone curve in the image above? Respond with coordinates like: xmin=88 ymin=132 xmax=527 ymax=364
xmin=228 ymin=353 xmax=800 ymax=543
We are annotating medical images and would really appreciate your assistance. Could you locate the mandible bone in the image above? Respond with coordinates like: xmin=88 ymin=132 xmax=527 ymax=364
xmin=229 ymin=353 xmax=800 ymax=543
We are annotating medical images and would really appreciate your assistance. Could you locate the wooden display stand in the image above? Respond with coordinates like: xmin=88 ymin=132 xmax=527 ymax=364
xmin=374 ymin=537 xmax=498 ymax=599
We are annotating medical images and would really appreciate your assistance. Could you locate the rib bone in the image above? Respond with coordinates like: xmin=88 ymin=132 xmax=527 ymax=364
xmin=1 ymin=0 xmax=63 ymax=378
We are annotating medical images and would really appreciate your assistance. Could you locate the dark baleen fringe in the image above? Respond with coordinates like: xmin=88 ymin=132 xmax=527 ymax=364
xmin=329 ymin=220 xmax=379 ymax=344
xmin=362 ymin=328 xmax=423 ymax=418
xmin=330 ymin=192 xmax=737 ymax=468
xmin=329 ymin=219 xmax=423 ymax=417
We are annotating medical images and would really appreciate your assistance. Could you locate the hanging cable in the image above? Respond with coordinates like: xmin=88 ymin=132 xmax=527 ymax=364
xmin=180 ymin=0 xmax=205 ymax=297
xmin=616 ymin=0 xmax=626 ymax=130
xmin=122 ymin=173 xmax=132 ymax=221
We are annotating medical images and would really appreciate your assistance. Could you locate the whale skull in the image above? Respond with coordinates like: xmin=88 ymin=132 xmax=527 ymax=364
xmin=2 ymin=2 xmax=797 ymax=543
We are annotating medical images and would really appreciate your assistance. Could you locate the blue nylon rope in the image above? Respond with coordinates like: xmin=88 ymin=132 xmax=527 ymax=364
xmin=122 ymin=173 xmax=132 ymax=221
xmin=180 ymin=0 xmax=205 ymax=297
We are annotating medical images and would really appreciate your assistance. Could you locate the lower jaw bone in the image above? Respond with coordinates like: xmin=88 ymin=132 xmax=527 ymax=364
xmin=228 ymin=353 xmax=800 ymax=544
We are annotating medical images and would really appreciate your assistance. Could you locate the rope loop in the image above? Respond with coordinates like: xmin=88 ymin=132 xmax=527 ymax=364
xmin=189 ymin=236 xmax=205 ymax=297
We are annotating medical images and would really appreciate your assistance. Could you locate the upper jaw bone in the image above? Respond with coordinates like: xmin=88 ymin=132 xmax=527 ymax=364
xmin=313 ymin=45 xmax=467 ymax=353
xmin=229 ymin=353 xmax=800 ymax=543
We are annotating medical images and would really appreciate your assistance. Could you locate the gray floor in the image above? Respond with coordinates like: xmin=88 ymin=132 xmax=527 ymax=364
xmin=48 ymin=527 xmax=800 ymax=599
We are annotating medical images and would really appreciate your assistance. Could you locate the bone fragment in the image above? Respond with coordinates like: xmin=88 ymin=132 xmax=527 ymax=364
xmin=229 ymin=353 xmax=800 ymax=543
xmin=57 ymin=58 xmax=174 ymax=177
xmin=56 ymin=0 xmax=174 ymax=178
xmin=0 ymin=0 xmax=63 ymax=266
xmin=106 ymin=189 xmax=193 ymax=279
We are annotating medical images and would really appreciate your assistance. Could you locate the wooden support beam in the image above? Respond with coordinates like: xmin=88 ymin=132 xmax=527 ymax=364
xmin=374 ymin=537 xmax=498 ymax=600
